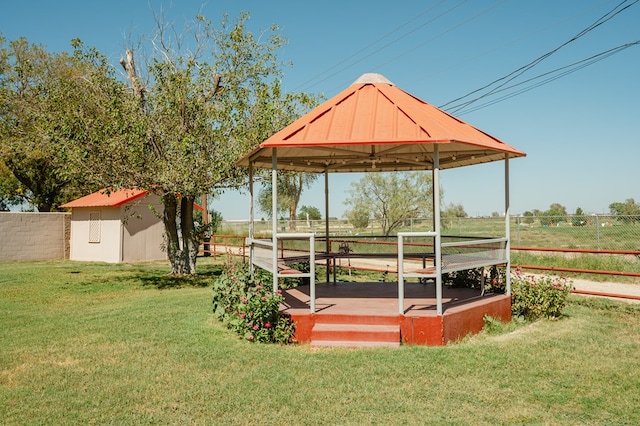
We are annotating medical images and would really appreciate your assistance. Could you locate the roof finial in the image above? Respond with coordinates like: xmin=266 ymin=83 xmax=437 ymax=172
xmin=353 ymin=73 xmax=394 ymax=85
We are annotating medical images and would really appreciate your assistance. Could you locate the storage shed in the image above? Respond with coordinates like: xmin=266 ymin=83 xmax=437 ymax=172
xmin=61 ymin=189 xmax=165 ymax=263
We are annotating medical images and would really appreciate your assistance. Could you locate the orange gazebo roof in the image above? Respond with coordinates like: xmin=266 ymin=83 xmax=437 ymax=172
xmin=238 ymin=73 xmax=525 ymax=172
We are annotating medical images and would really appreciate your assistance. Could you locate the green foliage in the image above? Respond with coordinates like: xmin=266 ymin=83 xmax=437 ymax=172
xmin=0 ymin=162 xmax=21 ymax=210
xmin=573 ymin=207 xmax=587 ymax=226
xmin=521 ymin=210 xmax=535 ymax=224
xmin=299 ymin=205 xmax=321 ymax=221
xmin=443 ymin=268 xmax=484 ymax=289
xmin=212 ymin=258 xmax=294 ymax=344
xmin=0 ymin=37 xmax=110 ymax=211
xmin=538 ymin=202 xmax=568 ymax=226
xmin=442 ymin=202 xmax=467 ymax=219
xmin=442 ymin=266 xmax=506 ymax=293
xmin=344 ymin=171 xmax=435 ymax=236
xmin=609 ymin=198 xmax=640 ymax=223
xmin=194 ymin=208 xmax=222 ymax=241
xmin=482 ymin=314 xmax=526 ymax=335
xmin=65 ymin=11 xmax=318 ymax=274
xmin=209 ymin=209 xmax=223 ymax=234
xmin=451 ymin=267 xmax=573 ymax=320
xmin=482 ymin=314 xmax=505 ymax=335
xmin=346 ymin=208 xmax=370 ymax=230
xmin=257 ymin=172 xmax=319 ymax=226
xmin=510 ymin=270 xmax=573 ymax=320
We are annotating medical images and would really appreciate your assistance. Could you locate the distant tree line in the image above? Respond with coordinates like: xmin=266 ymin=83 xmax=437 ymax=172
xmin=520 ymin=199 xmax=640 ymax=226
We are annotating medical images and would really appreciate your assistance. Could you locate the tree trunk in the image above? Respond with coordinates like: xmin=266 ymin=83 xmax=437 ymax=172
xmin=163 ymin=193 xmax=181 ymax=274
xmin=289 ymin=205 xmax=296 ymax=230
xmin=162 ymin=193 xmax=198 ymax=275
xmin=180 ymin=195 xmax=198 ymax=275
xmin=288 ymin=174 xmax=302 ymax=230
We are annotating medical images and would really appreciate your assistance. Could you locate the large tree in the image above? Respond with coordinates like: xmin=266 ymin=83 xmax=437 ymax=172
xmin=257 ymin=171 xmax=318 ymax=229
xmin=609 ymin=198 xmax=640 ymax=223
xmin=70 ymin=12 xmax=316 ymax=274
xmin=299 ymin=205 xmax=321 ymax=221
xmin=344 ymin=172 xmax=434 ymax=236
xmin=539 ymin=202 xmax=567 ymax=226
xmin=0 ymin=36 xmax=100 ymax=211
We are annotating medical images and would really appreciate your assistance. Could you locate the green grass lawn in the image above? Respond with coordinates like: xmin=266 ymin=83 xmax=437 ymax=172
xmin=2 ymin=258 xmax=640 ymax=425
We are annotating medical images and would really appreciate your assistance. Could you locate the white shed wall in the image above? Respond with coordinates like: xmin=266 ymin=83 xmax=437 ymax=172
xmin=69 ymin=207 xmax=122 ymax=263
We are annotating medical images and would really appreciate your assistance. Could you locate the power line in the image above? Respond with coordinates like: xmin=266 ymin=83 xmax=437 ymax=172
xmin=452 ymin=40 xmax=640 ymax=115
xmin=367 ymin=0 xmax=508 ymax=74
xmin=291 ymin=0 xmax=450 ymax=92
xmin=318 ymin=0 xmax=512 ymax=97
xmin=292 ymin=0 xmax=467 ymax=93
xmin=440 ymin=0 xmax=639 ymax=114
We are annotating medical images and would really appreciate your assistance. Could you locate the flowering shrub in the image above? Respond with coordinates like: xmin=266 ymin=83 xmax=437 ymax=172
xmin=212 ymin=258 xmax=295 ymax=344
xmin=511 ymin=269 xmax=573 ymax=320
xmin=229 ymin=284 xmax=295 ymax=344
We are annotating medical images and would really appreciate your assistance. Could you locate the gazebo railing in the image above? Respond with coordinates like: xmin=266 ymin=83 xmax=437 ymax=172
xmin=398 ymin=232 xmax=439 ymax=314
xmin=398 ymin=233 xmax=509 ymax=315
xmin=249 ymin=233 xmax=317 ymax=313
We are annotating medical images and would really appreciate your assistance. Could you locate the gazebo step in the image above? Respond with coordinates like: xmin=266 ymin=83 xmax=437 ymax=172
xmin=311 ymin=340 xmax=400 ymax=348
xmin=311 ymin=323 xmax=400 ymax=348
xmin=312 ymin=314 xmax=400 ymax=326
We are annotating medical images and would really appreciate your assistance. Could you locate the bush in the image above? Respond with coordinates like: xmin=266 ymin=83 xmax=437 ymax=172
xmin=443 ymin=268 xmax=484 ymax=289
xmin=442 ymin=266 xmax=505 ymax=293
xmin=212 ymin=258 xmax=295 ymax=344
xmin=511 ymin=270 xmax=573 ymax=320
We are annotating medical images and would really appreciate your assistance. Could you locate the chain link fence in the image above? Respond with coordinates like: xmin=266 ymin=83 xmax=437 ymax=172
xmin=217 ymin=215 xmax=640 ymax=280
xmin=219 ymin=214 xmax=640 ymax=251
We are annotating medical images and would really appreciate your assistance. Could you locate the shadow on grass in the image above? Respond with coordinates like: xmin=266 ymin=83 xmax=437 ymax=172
xmin=140 ymin=265 xmax=225 ymax=289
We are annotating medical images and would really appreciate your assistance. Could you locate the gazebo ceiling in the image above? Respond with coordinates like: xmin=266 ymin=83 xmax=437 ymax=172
xmin=237 ymin=73 xmax=526 ymax=173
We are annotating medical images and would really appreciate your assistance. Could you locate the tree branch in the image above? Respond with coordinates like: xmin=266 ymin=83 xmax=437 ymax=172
xmin=119 ymin=49 xmax=145 ymax=102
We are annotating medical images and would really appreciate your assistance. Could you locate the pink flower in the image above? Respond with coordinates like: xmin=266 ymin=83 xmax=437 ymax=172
xmin=241 ymin=298 xmax=248 ymax=304
xmin=264 ymin=322 xmax=271 ymax=328
xmin=261 ymin=297 xmax=267 ymax=301
xmin=247 ymin=335 xmax=254 ymax=341
xmin=256 ymin=285 xmax=262 ymax=290
xmin=239 ymin=313 xmax=245 ymax=319
xmin=253 ymin=325 xmax=259 ymax=330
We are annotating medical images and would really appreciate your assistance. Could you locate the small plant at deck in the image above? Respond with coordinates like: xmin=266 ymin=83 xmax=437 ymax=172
xmin=230 ymin=284 xmax=295 ymax=344
xmin=212 ymin=258 xmax=295 ymax=344
xmin=510 ymin=269 xmax=573 ymax=320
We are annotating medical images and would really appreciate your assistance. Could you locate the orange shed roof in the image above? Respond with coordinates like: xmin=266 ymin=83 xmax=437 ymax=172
xmin=62 ymin=189 xmax=206 ymax=211
xmin=61 ymin=188 xmax=148 ymax=208
xmin=238 ymin=73 xmax=525 ymax=172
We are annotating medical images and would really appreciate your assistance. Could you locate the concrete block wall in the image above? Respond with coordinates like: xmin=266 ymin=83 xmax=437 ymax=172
xmin=0 ymin=212 xmax=71 ymax=261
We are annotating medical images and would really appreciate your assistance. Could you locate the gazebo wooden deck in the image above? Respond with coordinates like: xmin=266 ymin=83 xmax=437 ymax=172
xmin=281 ymin=282 xmax=511 ymax=347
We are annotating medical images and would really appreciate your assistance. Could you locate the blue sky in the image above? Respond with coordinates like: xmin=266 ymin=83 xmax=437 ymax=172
xmin=2 ymin=0 xmax=639 ymax=219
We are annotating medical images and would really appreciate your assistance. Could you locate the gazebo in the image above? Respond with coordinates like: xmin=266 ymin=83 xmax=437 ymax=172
xmin=237 ymin=73 xmax=526 ymax=346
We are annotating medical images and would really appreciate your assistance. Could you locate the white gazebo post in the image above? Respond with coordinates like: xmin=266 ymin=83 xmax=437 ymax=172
xmin=249 ymin=162 xmax=254 ymax=273
xmin=433 ymin=145 xmax=443 ymax=315
xmin=505 ymin=154 xmax=511 ymax=296
xmin=324 ymin=168 xmax=330 ymax=283
xmin=271 ymin=149 xmax=279 ymax=293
